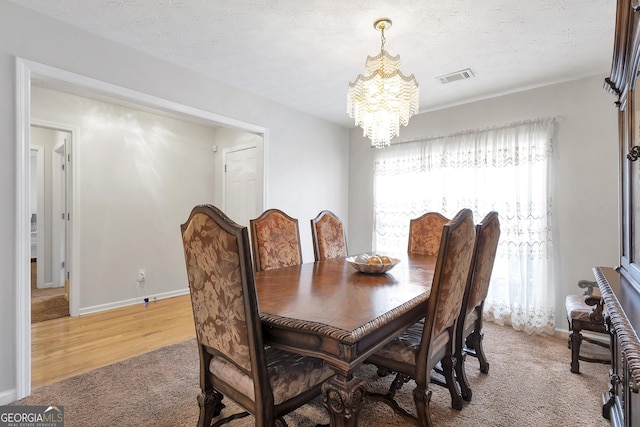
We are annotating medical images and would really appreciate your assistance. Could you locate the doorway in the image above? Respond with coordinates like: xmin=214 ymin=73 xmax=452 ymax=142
xmin=29 ymin=126 xmax=70 ymax=323
xmin=15 ymin=57 xmax=268 ymax=399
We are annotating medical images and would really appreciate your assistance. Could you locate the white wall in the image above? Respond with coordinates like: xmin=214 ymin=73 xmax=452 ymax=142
xmin=31 ymin=86 xmax=220 ymax=310
xmin=348 ymin=74 xmax=620 ymax=331
xmin=0 ymin=1 xmax=349 ymax=402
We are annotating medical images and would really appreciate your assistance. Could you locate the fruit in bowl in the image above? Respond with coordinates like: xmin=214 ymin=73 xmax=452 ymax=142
xmin=354 ymin=254 xmax=370 ymax=264
xmin=347 ymin=253 xmax=400 ymax=274
xmin=367 ymin=255 xmax=382 ymax=265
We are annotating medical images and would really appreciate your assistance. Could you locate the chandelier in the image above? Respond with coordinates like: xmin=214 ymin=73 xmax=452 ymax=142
xmin=347 ymin=18 xmax=419 ymax=148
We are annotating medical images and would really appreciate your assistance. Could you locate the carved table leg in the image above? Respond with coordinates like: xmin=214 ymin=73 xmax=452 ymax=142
xmin=322 ymin=374 xmax=367 ymax=427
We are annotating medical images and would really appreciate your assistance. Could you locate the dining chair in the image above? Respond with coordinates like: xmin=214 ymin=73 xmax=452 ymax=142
xmin=407 ymin=211 xmax=450 ymax=256
xmin=366 ymin=208 xmax=476 ymax=427
xmin=453 ymin=211 xmax=501 ymax=401
xmin=310 ymin=210 xmax=348 ymax=261
xmin=181 ymin=204 xmax=334 ymax=427
xmin=250 ymin=209 xmax=303 ymax=272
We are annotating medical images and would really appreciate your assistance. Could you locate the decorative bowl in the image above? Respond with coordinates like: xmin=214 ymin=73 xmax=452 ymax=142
xmin=346 ymin=254 xmax=401 ymax=274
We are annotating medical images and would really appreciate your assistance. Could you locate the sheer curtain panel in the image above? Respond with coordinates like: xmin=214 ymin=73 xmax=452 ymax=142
xmin=373 ymin=118 xmax=556 ymax=335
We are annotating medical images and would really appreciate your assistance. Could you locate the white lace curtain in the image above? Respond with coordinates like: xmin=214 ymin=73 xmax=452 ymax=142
xmin=373 ymin=118 xmax=556 ymax=335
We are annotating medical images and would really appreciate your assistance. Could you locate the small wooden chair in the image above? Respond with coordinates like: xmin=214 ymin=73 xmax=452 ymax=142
xmin=565 ymin=280 xmax=610 ymax=374
xmin=310 ymin=210 xmax=348 ymax=261
xmin=408 ymin=212 xmax=450 ymax=256
xmin=250 ymin=209 xmax=303 ymax=272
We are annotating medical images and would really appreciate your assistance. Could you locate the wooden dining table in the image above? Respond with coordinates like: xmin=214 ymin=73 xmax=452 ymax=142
xmin=256 ymin=253 xmax=437 ymax=427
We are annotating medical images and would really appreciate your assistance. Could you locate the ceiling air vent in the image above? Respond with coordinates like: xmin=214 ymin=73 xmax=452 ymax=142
xmin=436 ymin=68 xmax=475 ymax=84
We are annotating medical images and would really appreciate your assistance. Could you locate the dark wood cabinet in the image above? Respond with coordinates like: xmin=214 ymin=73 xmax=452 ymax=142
xmin=597 ymin=1 xmax=640 ymax=426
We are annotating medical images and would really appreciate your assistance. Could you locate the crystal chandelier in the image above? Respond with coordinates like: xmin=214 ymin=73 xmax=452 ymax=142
xmin=347 ymin=18 xmax=419 ymax=148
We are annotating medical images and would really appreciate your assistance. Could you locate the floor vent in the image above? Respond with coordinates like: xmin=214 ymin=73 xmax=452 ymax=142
xmin=436 ymin=68 xmax=475 ymax=84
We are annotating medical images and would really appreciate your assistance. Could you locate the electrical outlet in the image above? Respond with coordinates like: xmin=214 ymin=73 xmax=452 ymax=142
xmin=133 ymin=269 xmax=146 ymax=287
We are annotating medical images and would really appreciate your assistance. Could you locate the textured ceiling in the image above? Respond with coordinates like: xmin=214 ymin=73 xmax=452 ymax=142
xmin=10 ymin=0 xmax=616 ymax=127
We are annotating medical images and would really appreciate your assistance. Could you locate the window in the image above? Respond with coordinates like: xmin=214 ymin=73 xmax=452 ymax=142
xmin=373 ymin=118 xmax=556 ymax=334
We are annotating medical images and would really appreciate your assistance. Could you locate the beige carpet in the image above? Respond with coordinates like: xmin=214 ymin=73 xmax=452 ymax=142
xmin=12 ymin=322 xmax=610 ymax=427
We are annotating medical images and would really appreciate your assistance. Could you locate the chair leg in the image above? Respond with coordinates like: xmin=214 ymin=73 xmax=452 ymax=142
xmin=454 ymin=350 xmax=472 ymax=401
xmin=197 ymin=388 xmax=224 ymax=427
xmin=473 ymin=330 xmax=489 ymax=374
xmin=441 ymin=355 xmax=463 ymax=410
xmin=569 ymin=327 xmax=583 ymax=374
xmin=466 ymin=330 xmax=490 ymax=374
xmin=413 ymin=385 xmax=434 ymax=427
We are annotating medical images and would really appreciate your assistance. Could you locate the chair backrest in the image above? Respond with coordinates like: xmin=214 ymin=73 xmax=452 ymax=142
xmin=466 ymin=211 xmax=501 ymax=313
xmin=250 ymin=209 xmax=303 ymax=272
xmin=181 ymin=204 xmax=271 ymax=408
xmin=408 ymin=212 xmax=450 ymax=256
xmin=310 ymin=210 xmax=348 ymax=261
xmin=418 ymin=209 xmax=476 ymax=362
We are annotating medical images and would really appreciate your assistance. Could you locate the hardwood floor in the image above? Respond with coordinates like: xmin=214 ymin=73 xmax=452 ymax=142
xmin=31 ymin=294 xmax=195 ymax=389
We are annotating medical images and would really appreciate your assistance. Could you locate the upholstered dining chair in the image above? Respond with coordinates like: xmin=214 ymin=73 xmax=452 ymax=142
xmin=310 ymin=210 xmax=348 ymax=261
xmin=250 ymin=209 xmax=303 ymax=272
xmin=453 ymin=211 xmax=501 ymax=401
xmin=366 ymin=208 xmax=476 ymax=427
xmin=181 ymin=204 xmax=334 ymax=427
xmin=408 ymin=211 xmax=450 ymax=256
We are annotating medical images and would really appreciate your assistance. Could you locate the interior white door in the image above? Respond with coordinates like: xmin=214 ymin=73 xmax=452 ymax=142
xmin=52 ymin=140 xmax=67 ymax=289
xmin=224 ymin=145 xmax=258 ymax=227
xmin=30 ymin=146 xmax=45 ymax=289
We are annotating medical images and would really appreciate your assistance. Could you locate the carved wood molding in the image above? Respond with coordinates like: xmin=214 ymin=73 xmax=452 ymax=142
xmin=607 ymin=0 xmax=640 ymax=111
xmin=260 ymin=292 xmax=430 ymax=345
xmin=594 ymin=267 xmax=640 ymax=392
xmin=627 ymin=145 xmax=640 ymax=161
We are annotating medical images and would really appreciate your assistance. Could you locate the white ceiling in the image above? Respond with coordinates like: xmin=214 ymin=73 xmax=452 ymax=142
xmin=10 ymin=0 xmax=616 ymax=127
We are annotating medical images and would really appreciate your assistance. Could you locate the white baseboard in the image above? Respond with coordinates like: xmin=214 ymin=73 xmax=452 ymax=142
xmin=78 ymin=288 xmax=189 ymax=316
xmin=0 ymin=388 xmax=17 ymax=405
xmin=36 ymin=282 xmax=59 ymax=289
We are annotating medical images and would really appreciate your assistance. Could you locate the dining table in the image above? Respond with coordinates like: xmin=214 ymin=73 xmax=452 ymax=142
xmin=256 ymin=252 xmax=437 ymax=427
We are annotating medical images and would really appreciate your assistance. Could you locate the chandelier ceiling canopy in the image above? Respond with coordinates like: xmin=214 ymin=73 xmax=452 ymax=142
xmin=347 ymin=18 xmax=419 ymax=148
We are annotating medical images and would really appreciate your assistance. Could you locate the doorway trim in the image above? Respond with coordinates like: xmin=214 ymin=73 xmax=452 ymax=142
xmin=30 ymin=145 xmax=44 ymax=288
xmin=52 ymin=139 xmax=67 ymax=290
xmin=15 ymin=57 xmax=269 ymax=400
